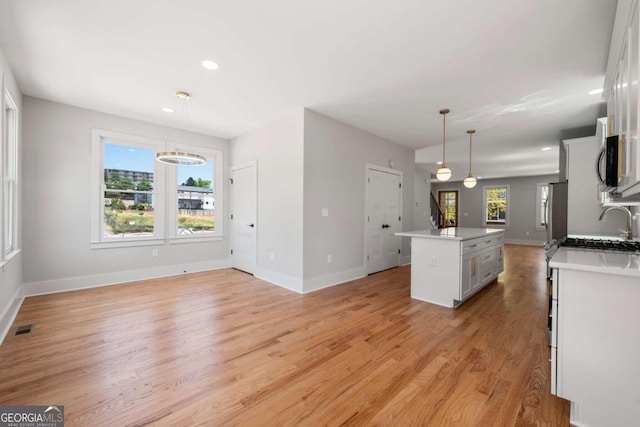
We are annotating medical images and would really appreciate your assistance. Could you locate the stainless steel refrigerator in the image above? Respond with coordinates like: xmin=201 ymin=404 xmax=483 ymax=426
xmin=546 ymin=181 xmax=568 ymax=243
xmin=544 ymin=181 xmax=568 ymax=277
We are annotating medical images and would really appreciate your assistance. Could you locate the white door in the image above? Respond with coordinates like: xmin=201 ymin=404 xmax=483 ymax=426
xmin=366 ymin=167 xmax=402 ymax=274
xmin=230 ymin=162 xmax=257 ymax=274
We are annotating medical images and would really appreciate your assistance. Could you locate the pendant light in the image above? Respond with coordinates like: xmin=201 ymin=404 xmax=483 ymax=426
xmin=435 ymin=109 xmax=452 ymax=181
xmin=156 ymin=91 xmax=207 ymax=166
xmin=463 ymin=129 xmax=477 ymax=188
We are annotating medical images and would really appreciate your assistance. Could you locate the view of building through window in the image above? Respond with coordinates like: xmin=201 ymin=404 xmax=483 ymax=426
xmin=103 ymin=142 xmax=155 ymax=237
xmin=176 ymin=161 xmax=215 ymax=235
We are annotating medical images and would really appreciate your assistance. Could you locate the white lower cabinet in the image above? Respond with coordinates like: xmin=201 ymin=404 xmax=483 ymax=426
xmin=399 ymin=229 xmax=505 ymax=308
xmin=550 ymin=266 xmax=640 ymax=426
xmin=458 ymin=236 xmax=504 ymax=304
xmin=461 ymin=253 xmax=479 ymax=300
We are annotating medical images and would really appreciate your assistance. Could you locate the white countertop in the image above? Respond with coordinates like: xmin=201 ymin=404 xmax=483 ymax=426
xmin=550 ymin=247 xmax=640 ymax=277
xmin=395 ymin=227 xmax=504 ymax=241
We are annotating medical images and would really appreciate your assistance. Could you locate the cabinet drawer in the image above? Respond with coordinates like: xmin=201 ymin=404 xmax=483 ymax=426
xmin=480 ymin=266 xmax=495 ymax=283
xmin=481 ymin=234 xmax=503 ymax=248
xmin=479 ymin=247 xmax=496 ymax=267
xmin=462 ymin=237 xmax=484 ymax=254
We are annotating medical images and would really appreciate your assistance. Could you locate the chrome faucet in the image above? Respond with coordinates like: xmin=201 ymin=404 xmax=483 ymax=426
xmin=598 ymin=206 xmax=634 ymax=240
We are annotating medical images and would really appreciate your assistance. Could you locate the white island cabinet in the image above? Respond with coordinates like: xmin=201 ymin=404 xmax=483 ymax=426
xmin=396 ymin=228 xmax=504 ymax=308
xmin=550 ymin=248 xmax=640 ymax=427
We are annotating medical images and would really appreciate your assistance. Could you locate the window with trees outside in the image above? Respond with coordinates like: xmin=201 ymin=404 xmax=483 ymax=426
xmin=483 ymin=185 xmax=509 ymax=226
xmin=3 ymin=90 xmax=19 ymax=260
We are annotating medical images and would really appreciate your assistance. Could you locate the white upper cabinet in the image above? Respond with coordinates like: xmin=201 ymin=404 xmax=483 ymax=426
xmin=605 ymin=0 xmax=640 ymax=196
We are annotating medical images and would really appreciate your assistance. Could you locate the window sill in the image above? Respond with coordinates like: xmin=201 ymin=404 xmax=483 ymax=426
xmin=91 ymin=238 xmax=165 ymax=250
xmin=169 ymin=235 xmax=224 ymax=244
xmin=1 ymin=248 xmax=22 ymax=271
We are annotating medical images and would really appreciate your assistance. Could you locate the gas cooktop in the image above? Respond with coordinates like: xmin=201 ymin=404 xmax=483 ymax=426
xmin=560 ymin=237 xmax=640 ymax=253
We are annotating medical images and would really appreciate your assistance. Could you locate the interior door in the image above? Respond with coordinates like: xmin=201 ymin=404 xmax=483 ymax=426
xmin=230 ymin=162 xmax=257 ymax=274
xmin=366 ymin=167 xmax=401 ymax=274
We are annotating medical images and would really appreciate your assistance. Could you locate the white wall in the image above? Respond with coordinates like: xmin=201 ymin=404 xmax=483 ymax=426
xmin=230 ymin=109 xmax=305 ymax=292
xmin=21 ymin=97 xmax=230 ymax=294
xmin=432 ymin=174 xmax=559 ymax=244
xmin=302 ymin=110 xmax=415 ymax=290
xmin=0 ymin=45 xmax=23 ymax=342
xmin=414 ymin=169 xmax=432 ymax=232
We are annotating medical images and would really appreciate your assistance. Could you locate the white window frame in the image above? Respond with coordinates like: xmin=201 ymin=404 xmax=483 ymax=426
xmin=3 ymin=89 xmax=19 ymax=262
xmin=482 ymin=184 xmax=510 ymax=227
xmin=536 ymin=183 xmax=549 ymax=231
xmin=91 ymin=129 xmax=166 ymax=248
xmin=167 ymin=143 xmax=224 ymax=243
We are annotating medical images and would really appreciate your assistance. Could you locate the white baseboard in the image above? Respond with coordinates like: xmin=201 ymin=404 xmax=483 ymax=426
xmin=22 ymin=259 xmax=231 ymax=297
xmin=0 ymin=288 xmax=24 ymax=345
xmin=303 ymin=266 xmax=366 ymax=293
xmin=253 ymin=266 xmax=303 ymax=294
xmin=504 ymin=239 xmax=545 ymax=246
xmin=400 ymin=255 xmax=411 ymax=266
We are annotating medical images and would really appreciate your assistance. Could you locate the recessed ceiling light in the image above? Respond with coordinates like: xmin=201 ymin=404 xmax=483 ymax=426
xmin=542 ymin=147 xmax=552 ymax=151
xmin=162 ymin=106 xmax=174 ymax=113
xmin=201 ymin=60 xmax=219 ymax=70
xmin=477 ymin=176 xmax=483 ymax=179
xmin=436 ymin=161 xmax=443 ymax=165
xmin=588 ymin=88 xmax=603 ymax=95
xmin=555 ymin=170 xmax=560 ymax=173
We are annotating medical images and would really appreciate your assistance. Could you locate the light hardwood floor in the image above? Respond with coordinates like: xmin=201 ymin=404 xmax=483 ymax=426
xmin=0 ymin=244 xmax=569 ymax=426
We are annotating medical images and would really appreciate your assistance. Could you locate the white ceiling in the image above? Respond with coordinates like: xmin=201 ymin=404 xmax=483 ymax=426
xmin=0 ymin=0 xmax=616 ymax=180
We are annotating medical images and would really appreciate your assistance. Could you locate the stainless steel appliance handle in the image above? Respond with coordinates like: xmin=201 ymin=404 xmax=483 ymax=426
xmin=596 ymin=147 xmax=606 ymax=185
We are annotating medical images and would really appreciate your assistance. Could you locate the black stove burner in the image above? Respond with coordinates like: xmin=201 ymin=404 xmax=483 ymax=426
xmin=560 ymin=237 xmax=640 ymax=253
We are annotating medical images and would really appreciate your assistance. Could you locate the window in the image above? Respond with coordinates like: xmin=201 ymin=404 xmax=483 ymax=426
xmin=167 ymin=144 xmax=223 ymax=241
xmin=91 ymin=129 xmax=165 ymax=247
xmin=536 ymin=183 xmax=549 ymax=230
xmin=438 ymin=190 xmax=458 ymax=227
xmin=91 ymin=129 xmax=223 ymax=248
xmin=483 ymin=185 xmax=509 ymax=227
xmin=3 ymin=90 xmax=19 ymax=259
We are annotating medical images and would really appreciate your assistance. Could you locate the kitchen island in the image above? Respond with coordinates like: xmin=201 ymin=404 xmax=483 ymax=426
xmin=549 ymin=247 xmax=640 ymax=427
xmin=396 ymin=227 xmax=505 ymax=308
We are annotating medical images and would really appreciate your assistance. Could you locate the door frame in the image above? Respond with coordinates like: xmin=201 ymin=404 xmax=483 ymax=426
xmin=364 ymin=163 xmax=403 ymax=273
xmin=230 ymin=160 xmax=258 ymax=273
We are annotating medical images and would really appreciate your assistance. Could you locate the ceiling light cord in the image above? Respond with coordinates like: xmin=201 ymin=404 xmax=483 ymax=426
xmin=442 ymin=111 xmax=446 ymax=165
xmin=468 ymin=131 xmax=473 ymax=173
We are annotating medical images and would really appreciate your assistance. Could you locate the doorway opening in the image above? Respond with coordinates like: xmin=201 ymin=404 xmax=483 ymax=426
xmin=438 ymin=190 xmax=458 ymax=227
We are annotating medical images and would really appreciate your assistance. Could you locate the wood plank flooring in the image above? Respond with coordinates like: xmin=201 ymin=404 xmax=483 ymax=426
xmin=0 ymin=244 xmax=570 ymax=426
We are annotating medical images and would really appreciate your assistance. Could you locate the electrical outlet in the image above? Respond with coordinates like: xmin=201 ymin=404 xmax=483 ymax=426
xmin=270 ymin=252 xmax=275 ymax=261
xmin=327 ymin=254 xmax=332 ymax=263
xmin=429 ymin=256 xmax=437 ymax=267
xmin=152 ymin=249 xmax=159 ymax=257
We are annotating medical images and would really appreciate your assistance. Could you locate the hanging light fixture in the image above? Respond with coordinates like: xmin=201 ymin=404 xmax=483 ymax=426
xmin=436 ymin=109 xmax=452 ymax=181
xmin=156 ymin=91 xmax=207 ymax=166
xmin=463 ymin=129 xmax=477 ymax=188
